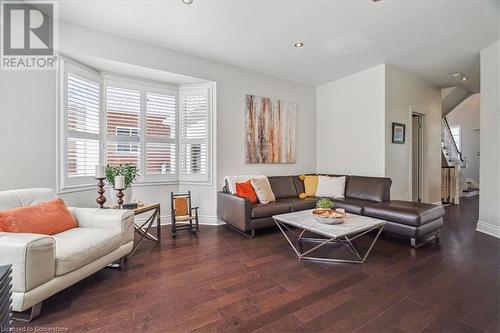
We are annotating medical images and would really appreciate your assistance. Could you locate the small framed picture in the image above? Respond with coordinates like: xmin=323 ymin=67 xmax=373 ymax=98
xmin=392 ymin=122 xmax=406 ymax=144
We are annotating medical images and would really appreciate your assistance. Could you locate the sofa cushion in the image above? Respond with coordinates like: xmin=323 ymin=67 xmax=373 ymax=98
xmin=291 ymin=175 xmax=305 ymax=195
xmin=277 ymin=197 xmax=319 ymax=211
xmin=251 ymin=202 xmax=292 ymax=219
xmin=53 ymin=227 xmax=122 ymax=275
xmin=383 ymin=218 xmax=444 ymax=239
xmin=345 ymin=176 xmax=392 ymax=202
xmin=250 ymin=217 xmax=277 ymax=230
xmin=331 ymin=198 xmax=376 ymax=215
xmin=363 ymin=200 xmax=445 ymax=227
xmin=268 ymin=176 xmax=298 ymax=199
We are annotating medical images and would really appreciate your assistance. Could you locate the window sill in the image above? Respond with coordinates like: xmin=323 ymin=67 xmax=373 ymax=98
xmin=57 ymin=179 xmax=214 ymax=195
xmin=57 ymin=184 xmax=97 ymax=195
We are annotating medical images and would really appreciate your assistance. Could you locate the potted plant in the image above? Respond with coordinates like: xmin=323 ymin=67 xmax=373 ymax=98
xmin=316 ymin=198 xmax=334 ymax=211
xmin=105 ymin=164 xmax=139 ymax=204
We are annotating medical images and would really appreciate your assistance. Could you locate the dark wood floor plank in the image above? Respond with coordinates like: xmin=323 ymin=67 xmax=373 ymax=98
xmin=355 ymin=297 xmax=438 ymax=333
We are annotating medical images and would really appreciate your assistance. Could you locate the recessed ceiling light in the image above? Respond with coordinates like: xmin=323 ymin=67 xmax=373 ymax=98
xmin=294 ymin=42 xmax=304 ymax=48
xmin=451 ymin=72 xmax=463 ymax=78
xmin=182 ymin=0 xmax=193 ymax=4
xmin=460 ymin=76 xmax=470 ymax=81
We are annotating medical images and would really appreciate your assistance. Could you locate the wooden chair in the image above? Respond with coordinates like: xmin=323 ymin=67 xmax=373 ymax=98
xmin=170 ymin=191 xmax=199 ymax=237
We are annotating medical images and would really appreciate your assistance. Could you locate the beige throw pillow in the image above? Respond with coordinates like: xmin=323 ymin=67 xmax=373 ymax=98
xmin=315 ymin=175 xmax=346 ymax=198
xmin=250 ymin=177 xmax=276 ymax=204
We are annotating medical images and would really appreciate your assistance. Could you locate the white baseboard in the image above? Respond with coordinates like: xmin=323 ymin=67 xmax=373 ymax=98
xmin=476 ymin=220 xmax=500 ymax=239
xmin=135 ymin=215 xmax=225 ymax=226
xmin=432 ymin=201 xmax=443 ymax=206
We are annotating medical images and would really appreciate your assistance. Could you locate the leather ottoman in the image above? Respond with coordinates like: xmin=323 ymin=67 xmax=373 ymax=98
xmin=364 ymin=200 xmax=445 ymax=247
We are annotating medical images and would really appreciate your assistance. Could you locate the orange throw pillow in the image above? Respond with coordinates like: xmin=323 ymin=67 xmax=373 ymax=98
xmin=235 ymin=180 xmax=258 ymax=204
xmin=0 ymin=198 xmax=78 ymax=235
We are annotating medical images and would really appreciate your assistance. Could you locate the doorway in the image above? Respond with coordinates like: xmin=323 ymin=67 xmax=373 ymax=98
xmin=411 ymin=114 xmax=423 ymax=202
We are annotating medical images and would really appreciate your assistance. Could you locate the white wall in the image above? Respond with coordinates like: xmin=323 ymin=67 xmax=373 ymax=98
xmin=446 ymin=94 xmax=480 ymax=186
xmin=477 ymin=40 xmax=500 ymax=239
xmin=316 ymin=64 xmax=442 ymax=203
xmin=385 ymin=65 xmax=442 ymax=203
xmin=0 ymin=71 xmax=57 ymax=190
xmin=316 ymin=65 xmax=386 ymax=176
xmin=441 ymin=86 xmax=469 ymax=115
xmin=0 ymin=21 xmax=317 ymax=223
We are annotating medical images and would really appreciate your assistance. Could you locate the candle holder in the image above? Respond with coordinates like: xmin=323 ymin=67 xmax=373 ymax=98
xmin=94 ymin=177 xmax=107 ymax=208
xmin=115 ymin=188 xmax=126 ymax=209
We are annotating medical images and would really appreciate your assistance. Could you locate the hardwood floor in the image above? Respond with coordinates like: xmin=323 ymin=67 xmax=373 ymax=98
xmin=13 ymin=196 xmax=499 ymax=332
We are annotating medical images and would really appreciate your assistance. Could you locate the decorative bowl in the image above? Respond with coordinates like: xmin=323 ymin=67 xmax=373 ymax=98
xmin=312 ymin=209 xmax=346 ymax=224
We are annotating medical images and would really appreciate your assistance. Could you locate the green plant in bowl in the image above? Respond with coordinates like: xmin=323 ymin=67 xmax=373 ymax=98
xmin=316 ymin=198 xmax=334 ymax=210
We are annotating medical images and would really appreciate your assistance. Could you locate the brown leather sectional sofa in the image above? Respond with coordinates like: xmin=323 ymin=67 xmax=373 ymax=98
xmin=217 ymin=175 xmax=445 ymax=248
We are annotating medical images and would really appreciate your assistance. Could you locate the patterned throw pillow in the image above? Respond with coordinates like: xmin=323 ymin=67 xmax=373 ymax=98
xmin=250 ymin=177 xmax=276 ymax=204
xmin=299 ymin=175 xmax=319 ymax=197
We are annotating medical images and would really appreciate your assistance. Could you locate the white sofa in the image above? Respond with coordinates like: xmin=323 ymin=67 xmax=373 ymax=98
xmin=0 ymin=188 xmax=134 ymax=321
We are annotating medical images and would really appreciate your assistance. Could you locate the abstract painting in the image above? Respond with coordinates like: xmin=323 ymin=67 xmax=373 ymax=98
xmin=245 ymin=94 xmax=296 ymax=163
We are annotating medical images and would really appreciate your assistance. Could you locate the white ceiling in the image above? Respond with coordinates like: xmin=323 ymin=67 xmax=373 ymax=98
xmin=65 ymin=54 xmax=209 ymax=85
xmin=57 ymin=0 xmax=499 ymax=92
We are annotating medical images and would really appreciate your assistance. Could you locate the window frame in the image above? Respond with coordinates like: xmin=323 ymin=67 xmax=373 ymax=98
xmin=57 ymin=58 xmax=103 ymax=193
xmin=144 ymin=89 xmax=179 ymax=182
xmin=57 ymin=59 xmax=215 ymax=193
xmin=179 ymin=85 xmax=212 ymax=183
xmin=103 ymin=75 xmax=179 ymax=184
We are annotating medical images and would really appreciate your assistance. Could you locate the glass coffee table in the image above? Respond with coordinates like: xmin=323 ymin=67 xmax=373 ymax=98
xmin=273 ymin=209 xmax=385 ymax=264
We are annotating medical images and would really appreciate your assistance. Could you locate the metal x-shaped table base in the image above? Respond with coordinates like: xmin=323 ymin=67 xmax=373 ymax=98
xmin=274 ymin=220 xmax=384 ymax=264
xmin=129 ymin=206 xmax=161 ymax=257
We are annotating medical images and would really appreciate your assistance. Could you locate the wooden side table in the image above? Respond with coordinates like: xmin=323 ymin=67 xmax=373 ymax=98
xmin=129 ymin=203 xmax=161 ymax=257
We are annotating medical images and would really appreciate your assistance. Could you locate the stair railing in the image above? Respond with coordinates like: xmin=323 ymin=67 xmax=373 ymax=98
xmin=441 ymin=117 xmax=467 ymax=202
xmin=442 ymin=117 xmax=464 ymax=165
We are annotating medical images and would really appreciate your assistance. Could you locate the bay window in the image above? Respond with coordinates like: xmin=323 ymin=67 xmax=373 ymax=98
xmin=58 ymin=58 xmax=213 ymax=192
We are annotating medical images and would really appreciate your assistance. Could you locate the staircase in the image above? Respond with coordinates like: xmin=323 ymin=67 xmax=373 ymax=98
xmin=441 ymin=117 xmax=466 ymax=204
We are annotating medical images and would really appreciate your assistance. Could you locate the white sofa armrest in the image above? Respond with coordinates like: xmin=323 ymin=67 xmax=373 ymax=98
xmin=0 ymin=233 xmax=55 ymax=293
xmin=68 ymin=207 xmax=134 ymax=243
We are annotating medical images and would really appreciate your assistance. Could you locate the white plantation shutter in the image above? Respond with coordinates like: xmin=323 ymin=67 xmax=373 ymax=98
xmin=67 ymin=138 xmax=99 ymax=177
xmin=180 ymin=87 xmax=211 ymax=181
xmin=59 ymin=59 xmax=214 ymax=190
xmin=67 ymin=74 xmax=100 ymax=135
xmin=145 ymin=91 xmax=177 ymax=179
xmin=105 ymin=83 xmax=141 ymax=169
xmin=64 ymin=66 xmax=101 ymax=184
